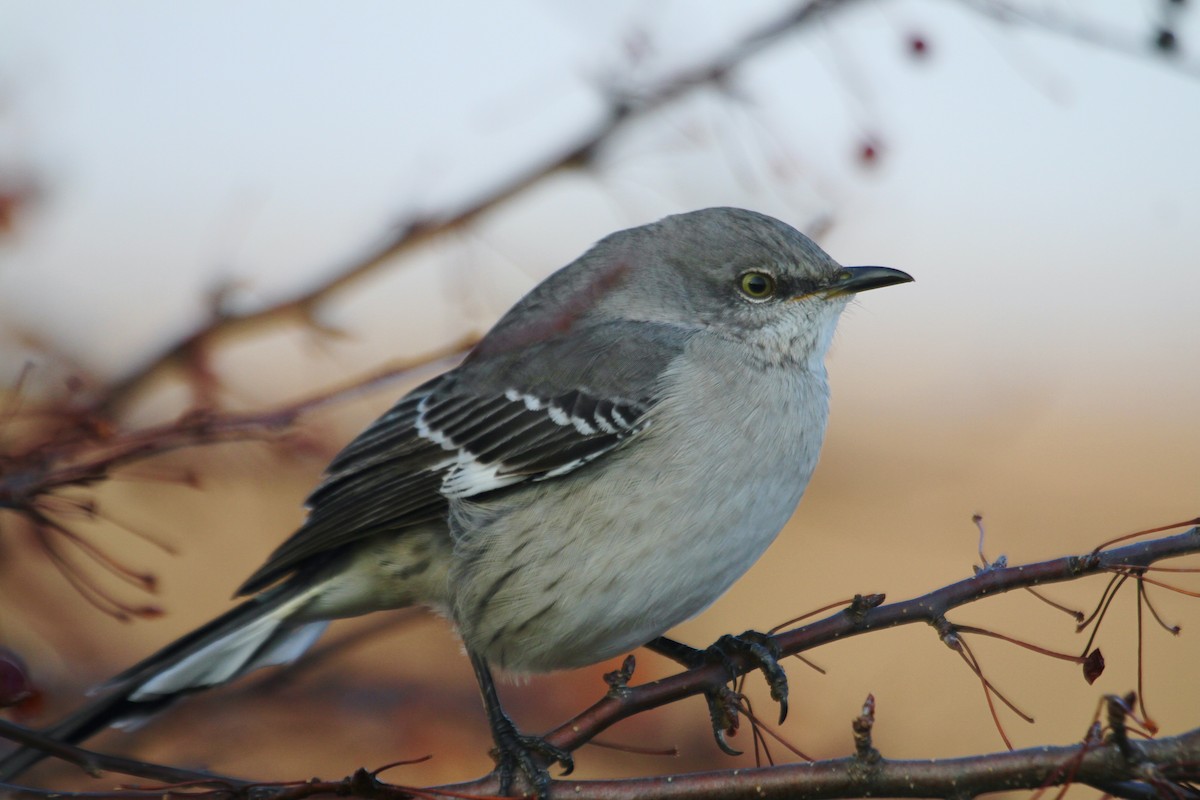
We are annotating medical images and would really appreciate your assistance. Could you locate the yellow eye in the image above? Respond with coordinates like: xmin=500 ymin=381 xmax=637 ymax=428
xmin=739 ymin=271 xmax=776 ymax=300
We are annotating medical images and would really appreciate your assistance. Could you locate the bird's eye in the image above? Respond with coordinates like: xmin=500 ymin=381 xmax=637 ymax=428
xmin=739 ymin=271 xmax=776 ymax=301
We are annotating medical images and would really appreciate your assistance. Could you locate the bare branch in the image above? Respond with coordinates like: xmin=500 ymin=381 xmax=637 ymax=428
xmin=537 ymin=526 xmax=1200 ymax=759
xmin=4 ymin=724 xmax=1196 ymax=799
xmin=0 ymin=340 xmax=471 ymax=610
xmin=0 ymin=339 xmax=472 ymax=515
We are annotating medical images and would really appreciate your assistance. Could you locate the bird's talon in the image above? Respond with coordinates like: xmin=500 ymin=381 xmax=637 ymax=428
xmin=551 ymin=745 xmax=575 ymax=777
xmin=713 ymin=726 xmax=743 ymax=757
xmin=647 ymin=631 xmax=790 ymax=753
xmin=491 ymin=729 xmax=571 ymax=797
xmin=702 ymin=685 xmax=743 ymax=755
xmin=711 ymin=631 xmax=790 ymax=728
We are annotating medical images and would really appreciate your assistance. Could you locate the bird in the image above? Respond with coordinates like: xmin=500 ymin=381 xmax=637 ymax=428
xmin=0 ymin=207 xmax=912 ymax=795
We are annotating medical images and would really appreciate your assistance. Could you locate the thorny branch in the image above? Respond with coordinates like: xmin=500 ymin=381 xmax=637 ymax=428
xmin=1 ymin=526 xmax=1197 ymax=799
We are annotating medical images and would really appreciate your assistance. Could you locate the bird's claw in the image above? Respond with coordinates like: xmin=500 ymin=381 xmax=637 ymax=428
xmin=696 ymin=631 xmax=789 ymax=725
xmin=704 ymin=684 xmax=744 ymax=756
xmin=714 ymin=631 xmax=789 ymax=724
xmin=647 ymin=630 xmax=790 ymax=754
xmin=491 ymin=723 xmax=574 ymax=798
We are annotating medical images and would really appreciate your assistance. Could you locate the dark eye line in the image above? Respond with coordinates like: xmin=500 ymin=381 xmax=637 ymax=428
xmin=785 ymin=277 xmax=820 ymax=297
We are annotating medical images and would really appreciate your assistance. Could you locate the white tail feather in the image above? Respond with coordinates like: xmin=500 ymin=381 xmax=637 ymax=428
xmin=130 ymin=589 xmax=324 ymax=701
xmin=245 ymin=620 xmax=328 ymax=673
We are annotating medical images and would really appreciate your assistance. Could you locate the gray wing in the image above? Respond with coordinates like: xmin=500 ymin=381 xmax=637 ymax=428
xmin=236 ymin=320 xmax=692 ymax=595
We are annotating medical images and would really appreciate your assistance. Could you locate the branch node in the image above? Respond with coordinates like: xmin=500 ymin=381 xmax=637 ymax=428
xmin=932 ymin=616 xmax=959 ymax=650
xmin=604 ymin=655 xmax=637 ymax=698
xmin=347 ymin=765 xmax=384 ymax=795
xmin=845 ymin=593 xmax=885 ymax=625
xmin=1106 ymin=692 xmax=1138 ymax=764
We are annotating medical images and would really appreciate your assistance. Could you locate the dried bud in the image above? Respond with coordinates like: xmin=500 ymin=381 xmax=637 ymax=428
xmin=1082 ymin=648 xmax=1105 ymax=685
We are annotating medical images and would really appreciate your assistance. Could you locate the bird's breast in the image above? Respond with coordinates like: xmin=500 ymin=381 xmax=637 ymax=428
xmin=450 ymin=338 xmax=831 ymax=673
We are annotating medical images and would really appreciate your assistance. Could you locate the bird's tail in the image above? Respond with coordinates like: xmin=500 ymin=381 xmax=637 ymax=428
xmin=0 ymin=579 xmax=328 ymax=781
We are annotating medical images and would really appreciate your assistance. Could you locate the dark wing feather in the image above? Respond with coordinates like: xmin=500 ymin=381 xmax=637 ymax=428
xmin=237 ymin=381 xmax=452 ymax=595
xmin=236 ymin=376 xmax=652 ymax=596
xmin=237 ymin=320 xmax=693 ymax=596
xmin=432 ymin=387 xmax=649 ymax=498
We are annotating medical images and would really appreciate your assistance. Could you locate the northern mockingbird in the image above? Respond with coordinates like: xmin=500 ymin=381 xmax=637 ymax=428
xmin=0 ymin=207 xmax=911 ymax=794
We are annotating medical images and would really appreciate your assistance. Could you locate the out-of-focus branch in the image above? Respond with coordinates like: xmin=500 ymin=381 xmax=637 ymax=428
xmin=94 ymin=0 xmax=862 ymax=416
xmin=0 ymin=339 xmax=471 ymax=617
xmin=961 ymin=0 xmax=1200 ymax=76
xmin=0 ymin=719 xmax=244 ymax=790
xmin=2 ymin=338 xmax=472 ymax=512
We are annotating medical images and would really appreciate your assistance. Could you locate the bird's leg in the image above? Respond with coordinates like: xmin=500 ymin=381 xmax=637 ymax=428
xmin=645 ymin=631 xmax=789 ymax=754
xmin=469 ymin=652 xmax=573 ymax=798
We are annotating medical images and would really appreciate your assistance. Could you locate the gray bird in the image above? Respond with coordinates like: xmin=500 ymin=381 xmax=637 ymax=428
xmin=0 ymin=207 xmax=911 ymax=794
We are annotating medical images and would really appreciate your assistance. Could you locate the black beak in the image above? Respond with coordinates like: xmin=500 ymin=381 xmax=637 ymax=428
xmin=826 ymin=266 xmax=914 ymax=297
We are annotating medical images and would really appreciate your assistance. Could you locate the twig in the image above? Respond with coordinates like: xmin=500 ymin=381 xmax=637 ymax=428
xmin=0 ymin=719 xmax=246 ymax=787
xmin=1 ymin=340 xmax=472 ymax=515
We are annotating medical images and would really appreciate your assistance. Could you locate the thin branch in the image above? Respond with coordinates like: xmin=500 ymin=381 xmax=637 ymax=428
xmin=0 ymin=342 xmax=472 ymax=610
xmin=535 ymin=526 xmax=1200 ymax=757
xmin=445 ymin=727 xmax=1200 ymax=799
xmin=0 ymin=339 xmax=472 ymax=515
xmin=8 ymin=726 xmax=1194 ymax=799
xmin=953 ymin=623 xmax=1090 ymax=666
xmin=0 ymin=719 xmax=246 ymax=788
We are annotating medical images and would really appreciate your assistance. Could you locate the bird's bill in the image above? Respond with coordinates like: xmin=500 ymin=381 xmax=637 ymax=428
xmin=824 ymin=266 xmax=914 ymax=297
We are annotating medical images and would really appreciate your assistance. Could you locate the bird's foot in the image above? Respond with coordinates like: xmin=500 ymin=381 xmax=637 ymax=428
xmin=489 ymin=714 xmax=574 ymax=798
xmin=710 ymin=631 xmax=789 ymax=723
xmin=647 ymin=630 xmax=789 ymax=755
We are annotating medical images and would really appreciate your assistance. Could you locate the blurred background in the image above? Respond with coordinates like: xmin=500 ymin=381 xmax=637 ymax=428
xmin=1 ymin=0 xmax=1198 ymax=794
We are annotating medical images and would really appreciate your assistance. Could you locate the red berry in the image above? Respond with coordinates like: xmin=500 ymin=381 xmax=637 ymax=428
xmin=0 ymin=649 xmax=32 ymax=708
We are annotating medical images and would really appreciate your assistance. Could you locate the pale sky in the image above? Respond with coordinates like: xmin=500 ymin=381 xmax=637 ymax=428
xmin=2 ymin=1 xmax=1197 ymax=384
xmin=0 ymin=0 xmax=1198 ymax=505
